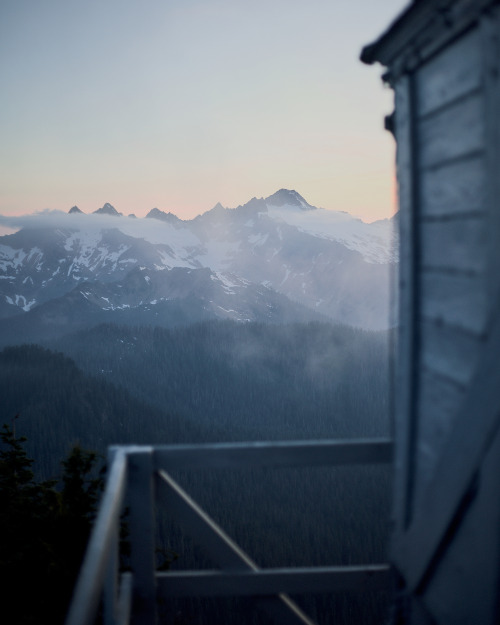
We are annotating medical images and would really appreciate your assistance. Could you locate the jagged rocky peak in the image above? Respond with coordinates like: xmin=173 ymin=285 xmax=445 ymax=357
xmin=211 ymin=202 xmax=225 ymax=211
xmin=265 ymin=189 xmax=315 ymax=210
xmin=204 ymin=202 xmax=226 ymax=216
xmin=145 ymin=207 xmax=181 ymax=224
xmin=93 ymin=203 xmax=121 ymax=216
xmin=68 ymin=205 xmax=83 ymax=214
xmin=145 ymin=207 xmax=164 ymax=219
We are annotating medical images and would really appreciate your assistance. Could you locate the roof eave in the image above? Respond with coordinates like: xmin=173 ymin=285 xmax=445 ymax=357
xmin=361 ymin=0 xmax=500 ymax=84
xmin=360 ymin=0 xmax=434 ymax=68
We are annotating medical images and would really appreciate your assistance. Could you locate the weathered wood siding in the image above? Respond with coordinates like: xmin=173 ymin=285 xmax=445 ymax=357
xmin=412 ymin=25 xmax=489 ymax=511
xmin=392 ymin=25 xmax=490 ymax=535
xmin=390 ymin=7 xmax=500 ymax=623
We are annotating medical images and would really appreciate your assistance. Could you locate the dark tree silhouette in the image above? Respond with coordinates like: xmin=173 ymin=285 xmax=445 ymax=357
xmin=0 ymin=423 xmax=103 ymax=625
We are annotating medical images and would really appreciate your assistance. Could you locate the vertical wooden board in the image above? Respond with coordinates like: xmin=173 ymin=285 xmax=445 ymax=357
xmin=419 ymin=93 xmax=484 ymax=168
xmin=416 ymin=27 xmax=482 ymax=117
xmin=422 ymin=422 xmax=500 ymax=625
xmin=482 ymin=7 xmax=500 ymax=310
xmin=420 ymin=154 xmax=485 ymax=218
xmin=420 ymin=270 xmax=488 ymax=335
xmin=395 ymin=78 xmax=413 ymax=279
xmin=128 ymin=450 xmax=157 ymax=625
xmin=419 ymin=319 xmax=482 ymax=387
xmin=413 ymin=370 xmax=465 ymax=512
xmin=392 ymin=75 xmax=416 ymax=536
xmin=420 ymin=217 xmax=486 ymax=273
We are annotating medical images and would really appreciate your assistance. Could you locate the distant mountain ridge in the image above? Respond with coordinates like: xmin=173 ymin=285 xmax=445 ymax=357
xmin=0 ymin=189 xmax=397 ymax=341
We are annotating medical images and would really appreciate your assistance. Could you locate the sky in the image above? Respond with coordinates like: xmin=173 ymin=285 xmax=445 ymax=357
xmin=0 ymin=0 xmax=409 ymax=223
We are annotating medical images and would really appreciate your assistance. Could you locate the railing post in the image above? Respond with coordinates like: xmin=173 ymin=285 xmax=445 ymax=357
xmin=128 ymin=448 xmax=157 ymax=625
xmin=65 ymin=448 xmax=128 ymax=625
xmin=104 ymin=447 xmax=120 ymax=625
xmin=104 ymin=532 xmax=119 ymax=625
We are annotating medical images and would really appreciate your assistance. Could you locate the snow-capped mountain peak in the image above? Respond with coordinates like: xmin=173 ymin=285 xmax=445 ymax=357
xmin=0 ymin=189 xmax=397 ymax=332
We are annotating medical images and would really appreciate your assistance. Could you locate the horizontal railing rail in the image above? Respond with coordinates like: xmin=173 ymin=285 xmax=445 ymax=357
xmin=65 ymin=438 xmax=394 ymax=625
xmin=151 ymin=437 xmax=393 ymax=470
xmin=156 ymin=564 xmax=393 ymax=597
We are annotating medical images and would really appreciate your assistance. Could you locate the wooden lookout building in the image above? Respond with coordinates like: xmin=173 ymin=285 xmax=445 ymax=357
xmin=362 ymin=0 xmax=500 ymax=622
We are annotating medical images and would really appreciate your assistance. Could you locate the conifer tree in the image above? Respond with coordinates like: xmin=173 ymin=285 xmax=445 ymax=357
xmin=0 ymin=420 xmax=38 ymax=509
xmin=0 ymin=422 xmax=103 ymax=625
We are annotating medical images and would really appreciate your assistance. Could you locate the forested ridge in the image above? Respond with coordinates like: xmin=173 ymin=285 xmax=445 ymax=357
xmin=0 ymin=344 xmax=215 ymax=480
xmin=51 ymin=320 xmax=391 ymax=440
xmin=1 ymin=320 xmax=393 ymax=624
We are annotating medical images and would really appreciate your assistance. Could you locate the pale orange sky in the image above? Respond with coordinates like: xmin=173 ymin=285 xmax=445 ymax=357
xmin=0 ymin=0 xmax=407 ymax=222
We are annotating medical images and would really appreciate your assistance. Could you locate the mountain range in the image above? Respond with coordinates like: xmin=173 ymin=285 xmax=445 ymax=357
xmin=0 ymin=189 xmax=397 ymax=344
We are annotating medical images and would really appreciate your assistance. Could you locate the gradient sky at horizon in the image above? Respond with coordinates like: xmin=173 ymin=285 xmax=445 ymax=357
xmin=1 ymin=0 xmax=409 ymax=222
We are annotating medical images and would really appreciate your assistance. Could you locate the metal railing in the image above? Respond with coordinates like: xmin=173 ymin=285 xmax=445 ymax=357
xmin=65 ymin=438 xmax=393 ymax=625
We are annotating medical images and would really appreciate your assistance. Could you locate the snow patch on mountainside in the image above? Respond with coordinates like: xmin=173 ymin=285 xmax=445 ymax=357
xmin=64 ymin=230 xmax=103 ymax=255
xmin=0 ymin=245 xmax=28 ymax=271
xmin=212 ymin=272 xmax=250 ymax=295
xmin=267 ymin=205 xmax=396 ymax=264
xmin=6 ymin=294 xmax=36 ymax=311
xmin=156 ymin=249 xmax=192 ymax=269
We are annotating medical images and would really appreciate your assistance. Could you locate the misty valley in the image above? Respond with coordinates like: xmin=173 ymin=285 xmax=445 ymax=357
xmin=1 ymin=321 xmax=392 ymax=625
xmin=0 ymin=191 xmax=396 ymax=624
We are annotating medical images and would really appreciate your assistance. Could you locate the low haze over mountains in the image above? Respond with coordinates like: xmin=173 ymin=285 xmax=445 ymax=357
xmin=0 ymin=190 xmax=397 ymax=344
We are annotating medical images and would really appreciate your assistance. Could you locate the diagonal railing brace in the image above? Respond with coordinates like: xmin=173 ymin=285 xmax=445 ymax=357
xmin=157 ymin=469 xmax=317 ymax=625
